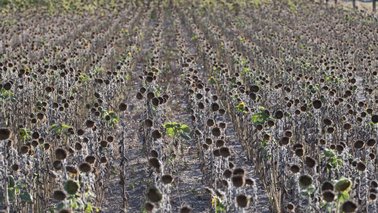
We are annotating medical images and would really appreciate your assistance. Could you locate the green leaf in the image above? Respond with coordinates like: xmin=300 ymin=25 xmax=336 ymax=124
xmin=164 ymin=122 xmax=190 ymax=138
xmin=19 ymin=128 xmax=32 ymax=141
xmin=251 ymin=111 xmax=269 ymax=125
xmin=8 ymin=187 xmax=16 ymax=201
xmin=79 ymin=73 xmax=90 ymax=82
xmin=8 ymin=175 xmax=15 ymax=188
xmin=20 ymin=191 xmax=33 ymax=203
xmin=324 ymin=148 xmax=336 ymax=158
xmin=0 ymin=88 xmax=14 ymax=100
xmin=236 ymin=101 xmax=247 ymax=113
xmin=336 ymin=159 xmax=343 ymax=166
xmin=335 ymin=178 xmax=352 ymax=193
xmin=112 ymin=117 xmax=119 ymax=124
xmin=216 ymin=201 xmax=226 ymax=212
xmin=50 ymin=124 xmax=59 ymax=131
xmin=164 ymin=122 xmax=178 ymax=129
xmin=180 ymin=124 xmax=190 ymax=133
xmin=61 ymin=124 xmax=72 ymax=129
xmin=331 ymin=158 xmax=338 ymax=165
xmin=15 ymin=186 xmax=20 ymax=194
xmin=337 ymin=191 xmax=349 ymax=203
xmin=166 ymin=128 xmax=175 ymax=137
xmin=71 ymin=199 xmax=79 ymax=209
xmin=85 ymin=203 xmax=93 ymax=213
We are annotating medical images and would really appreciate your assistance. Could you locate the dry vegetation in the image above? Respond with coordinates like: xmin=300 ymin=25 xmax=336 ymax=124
xmin=0 ymin=0 xmax=378 ymax=213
